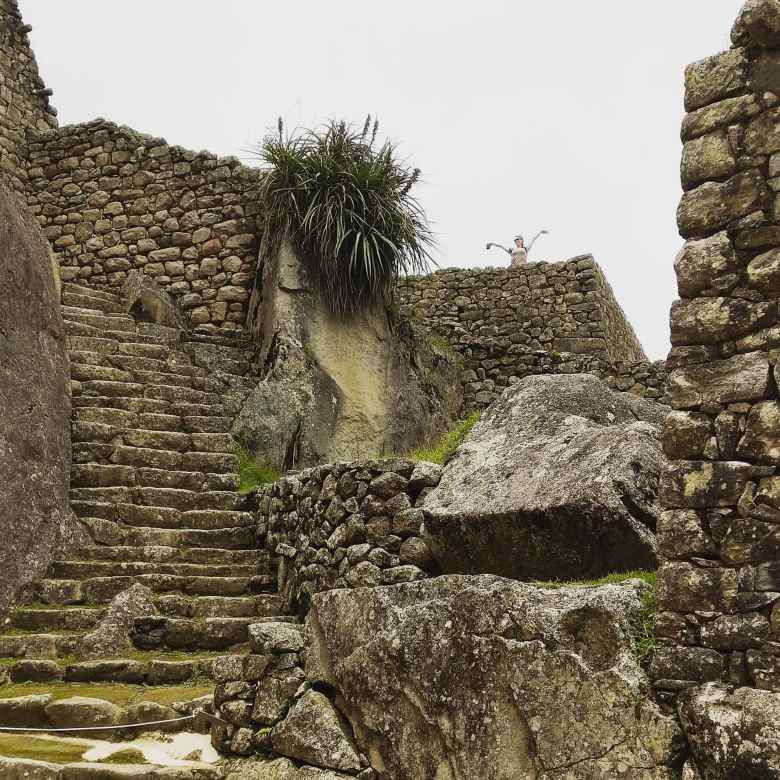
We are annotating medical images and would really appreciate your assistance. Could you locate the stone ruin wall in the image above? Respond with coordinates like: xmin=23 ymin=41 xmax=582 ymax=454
xmin=24 ymin=119 xmax=264 ymax=334
xmin=653 ymin=6 xmax=780 ymax=703
xmin=0 ymin=0 xmax=56 ymax=196
xmin=398 ymin=256 xmax=668 ymax=410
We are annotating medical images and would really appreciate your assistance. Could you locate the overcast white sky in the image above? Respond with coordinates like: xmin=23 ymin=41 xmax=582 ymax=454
xmin=21 ymin=0 xmax=745 ymax=358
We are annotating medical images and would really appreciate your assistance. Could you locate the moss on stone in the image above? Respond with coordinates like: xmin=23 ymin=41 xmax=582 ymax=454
xmin=0 ymin=733 xmax=86 ymax=763
xmin=236 ymin=445 xmax=281 ymax=493
xmin=98 ymin=748 xmax=147 ymax=764
xmin=410 ymin=412 xmax=481 ymax=465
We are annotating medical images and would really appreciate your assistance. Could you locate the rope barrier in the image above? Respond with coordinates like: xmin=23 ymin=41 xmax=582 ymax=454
xmin=0 ymin=714 xmax=196 ymax=733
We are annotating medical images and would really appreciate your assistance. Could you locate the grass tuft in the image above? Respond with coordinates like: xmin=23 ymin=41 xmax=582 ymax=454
xmin=410 ymin=412 xmax=481 ymax=465
xmin=99 ymin=748 xmax=147 ymax=765
xmin=256 ymin=116 xmax=434 ymax=315
xmin=236 ymin=446 xmax=280 ymax=494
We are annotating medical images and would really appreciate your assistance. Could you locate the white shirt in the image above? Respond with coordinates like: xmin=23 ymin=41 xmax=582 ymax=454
xmin=510 ymin=246 xmax=528 ymax=267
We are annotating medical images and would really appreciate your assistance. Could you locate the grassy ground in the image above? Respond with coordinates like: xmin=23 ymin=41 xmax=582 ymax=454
xmin=533 ymin=570 xmax=656 ymax=589
xmin=0 ymin=681 xmax=213 ymax=707
xmin=410 ymin=412 xmax=481 ymax=465
xmin=236 ymin=446 xmax=280 ymax=493
xmin=0 ymin=649 xmax=228 ymax=669
xmin=0 ymin=733 xmax=88 ymax=763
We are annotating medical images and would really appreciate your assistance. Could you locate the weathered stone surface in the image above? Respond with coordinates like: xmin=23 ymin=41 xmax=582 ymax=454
xmin=308 ymin=575 xmax=682 ymax=780
xmin=679 ymin=684 xmax=780 ymax=777
xmin=738 ymin=401 xmax=780 ymax=463
xmin=270 ymin=690 xmax=361 ymax=773
xmin=120 ymin=269 xmax=187 ymax=330
xmin=661 ymin=460 xmax=753 ymax=508
xmin=78 ymin=584 xmax=158 ymax=659
xmin=224 ymin=758 xmax=354 ymax=780
xmin=423 ymin=374 xmax=664 ymax=580
xmin=0 ymin=185 xmax=71 ymax=616
xmin=662 ymin=412 xmax=712 ymax=460
xmin=681 ymin=131 xmax=736 ymax=188
xmin=733 ymin=0 xmax=780 ymax=48
xmin=0 ymin=694 xmax=52 ymax=728
xmin=44 ymin=696 xmax=122 ymax=738
xmin=684 ymin=48 xmax=748 ymax=111
xmin=656 ymin=562 xmax=738 ymax=613
xmin=677 ymin=171 xmax=769 ymax=238
xmin=674 ymin=232 xmax=738 ymax=297
xmin=747 ymin=247 xmax=780 ymax=295
xmin=668 ymin=352 xmax=771 ymax=408
xmin=670 ymin=297 xmax=776 ymax=345
xmin=250 ymin=622 xmax=305 ymax=655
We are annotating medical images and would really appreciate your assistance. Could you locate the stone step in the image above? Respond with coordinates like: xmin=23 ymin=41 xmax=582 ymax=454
xmin=70 ymin=487 xmax=243 ymax=512
xmin=62 ymin=290 xmax=126 ymax=314
xmin=62 ymin=282 xmax=122 ymax=305
xmin=71 ymin=464 xmax=239 ymax=492
xmin=123 ymin=524 xmax=257 ymax=549
xmin=144 ymin=384 xmax=221 ymax=405
xmin=4 ymin=656 xmax=219 ymax=685
xmin=156 ymin=594 xmax=281 ymax=619
xmin=109 ymin=354 xmax=204 ymax=377
xmin=79 ymin=379 xmax=146 ymax=398
xmin=71 ymin=362 xmax=135 ymax=383
xmin=72 ymin=396 xmax=174 ymax=415
xmin=133 ymin=369 xmax=196 ymax=389
xmin=73 ymin=407 xmax=181 ymax=431
xmin=62 ymin=306 xmax=137 ymax=333
xmin=36 ymin=572 xmax=272 ymax=603
xmin=9 ymin=607 xmax=103 ymax=632
xmin=71 ymin=502 xmax=252 ymax=531
xmin=0 ymin=632 xmax=82 ymax=658
xmin=65 ymin=546 xmax=266 ymax=566
xmin=181 ymin=416 xmax=232 ymax=434
xmin=135 ymin=616 xmax=256 ymax=651
xmin=66 ymin=335 xmax=121 ymax=355
xmin=50 ymin=560 xmax=260 ymax=580
xmin=104 ymin=328 xmax=179 ymax=345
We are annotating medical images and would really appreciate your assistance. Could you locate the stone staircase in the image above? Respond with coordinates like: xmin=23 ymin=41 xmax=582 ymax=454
xmin=0 ymin=283 xmax=276 ymax=772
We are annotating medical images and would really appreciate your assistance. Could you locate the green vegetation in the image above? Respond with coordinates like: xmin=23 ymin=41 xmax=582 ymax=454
xmin=99 ymin=748 xmax=147 ymax=765
xmin=236 ymin=446 xmax=280 ymax=494
xmin=258 ymin=116 xmax=434 ymax=315
xmin=410 ymin=412 xmax=481 ymax=465
xmin=0 ymin=733 xmax=86 ymax=763
xmin=534 ymin=570 xmax=656 ymax=589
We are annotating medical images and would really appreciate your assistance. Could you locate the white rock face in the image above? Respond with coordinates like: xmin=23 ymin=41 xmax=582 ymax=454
xmin=423 ymin=374 xmax=666 ymax=580
xmin=307 ymin=574 xmax=683 ymax=780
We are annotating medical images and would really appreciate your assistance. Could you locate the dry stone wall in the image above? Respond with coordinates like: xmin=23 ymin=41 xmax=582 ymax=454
xmin=25 ymin=119 xmax=264 ymax=333
xmin=653 ymin=3 xmax=780 ymax=703
xmin=259 ymin=459 xmax=442 ymax=616
xmin=397 ymin=256 xmax=666 ymax=410
xmin=0 ymin=0 xmax=56 ymax=195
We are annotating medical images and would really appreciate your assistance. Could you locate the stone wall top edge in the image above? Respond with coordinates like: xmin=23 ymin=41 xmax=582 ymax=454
xmin=27 ymin=116 xmax=264 ymax=173
xmin=401 ymin=253 xmax=597 ymax=283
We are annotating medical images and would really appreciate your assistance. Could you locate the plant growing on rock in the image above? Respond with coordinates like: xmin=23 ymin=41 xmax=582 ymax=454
xmin=257 ymin=116 xmax=434 ymax=314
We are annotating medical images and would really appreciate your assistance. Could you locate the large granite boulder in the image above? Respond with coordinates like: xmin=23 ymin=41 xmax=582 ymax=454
xmin=678 ymin=683 xmax=780 ymax=778
xmin=423 ymin=374 xmax=666 ymax=580
xmin=0 ymin=185 xmax=71 ymax=616
xmin=307 ymin=575 xmax=683 ymax=780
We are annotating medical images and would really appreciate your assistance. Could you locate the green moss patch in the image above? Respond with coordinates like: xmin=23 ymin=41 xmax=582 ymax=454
xmin=98 ymin=748 xmax=147 ymax=764
xmin=410 ymin=412 xmax=481 ymax=465
xmin=0 ymin=733 xmax=87 ymax=763
xmin=236 ymin=446 xmax=280 ymax=494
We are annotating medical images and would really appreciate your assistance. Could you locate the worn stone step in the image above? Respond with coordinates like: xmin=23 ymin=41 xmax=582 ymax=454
xmin=145 ymin=384 xmax=220 ymax=405
xmin=66 ymin=546 xmax=266 ymax=566
xmin=71 ymin=502 xmax=251 ymax=531
xmin=72 ymin=395 xmax=172 ymax=415
xmin=81 ymin=379 xmax=146 ymax=398
xmin=156 ymin=594 xmax=281 ymax=619
xmin=66 ymin=335 xmax=121 ymax=355
xmin=137 ymin=321 xmax=181 ymax=341
xmin=35 ymin=571 xmax=271 ymax=604
xmin=139 ymin=617 xmax=256 ymax=651
xmin=0 ymin=632 xmax=82 ymax=659
xmin=62 ymin=282 xmax=121 ymax=305
xmin=137 ymin=468 xmax=237 ymax=492
xmin=135 ymin=488 xmax=244 ymax=511
xmin=69 ymin=349 xmax=110 ymax=366
xmin=109 ymin=446 xmax=187 ymax=470
xmin=104 ymin=328 xmax=179 ymax=345
xmin=106 ymin=354 xmax=195 ymax=375
xmin=71 ymin=464 xmax=136 ymax=488
xmin=168 ymin=402 xmax=227 ymax=418
xmin=62 ymin=290 xmax=127 ymax=314
xmin=180 ymin=452 xmax=239 ymax=473
xmin=50 ymin=560 xmax=259 ymax=579
xmin=72 ymin=421 xmax=121 ymax=444
xmin=62 ymin=307 xmax=136 ymax=332
xmin=188 ymin=433 xmax=235 ymax=453
xmin=131 ymin=369 xmax=196 ymax=389
xmin=123 ymin=524 xmax=256 ymax=549
xmin=122 ymin=429 xmax=192 ymax=451
xmin=71 ymin=362 xmax=134 ymax=384
xmin=117 ymin=341 xmax=171 ymax=359
xmin=73 ymin=407 xmax=139 ymax=428
xmin=9 ymin=607 xmax=102 ymax=632
xmin=72 ymin=442 xmax=118 ymax=463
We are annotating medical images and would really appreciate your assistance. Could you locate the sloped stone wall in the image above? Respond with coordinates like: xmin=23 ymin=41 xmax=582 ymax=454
xmin=397 ymin=256 xmax=663 ymax=410
xmin=25 ymin=120 xmax=264 ymax=333
xmin=0 ymin=0 xmax=56 ymax=194
xmin=654 ymin=3 xmax=780 ymax=702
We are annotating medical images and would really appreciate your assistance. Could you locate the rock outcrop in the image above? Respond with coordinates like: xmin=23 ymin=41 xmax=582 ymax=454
xmin=235 ymin=242 xmax=461 ymax=471
xmin=0 ymin=184 xmax=71 ymax=616
xmin=678 ymin=683 xmax=780 ymax=778
xmin=306 ymin=575 xmax=683 ymax=780
xmin=423 ymin=374 xmax=666 ymax=581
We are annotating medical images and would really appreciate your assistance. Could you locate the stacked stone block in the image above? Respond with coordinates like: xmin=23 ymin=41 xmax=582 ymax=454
xmin=653 ymin=2 xmax=780 ymax=702
xmin=25 ymin=119 xmax=264 ymax=333
xmin=397 ymin=256 xmax=662 ymax=410
xmin=0 ymin=0 xmax=56 ymax=195
xmin=260 ymin=460 xmax=442 ymax=615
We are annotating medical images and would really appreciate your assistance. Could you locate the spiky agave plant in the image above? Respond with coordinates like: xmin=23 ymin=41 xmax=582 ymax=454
xmin=257 ymin=116 xmax=434 ymax=315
